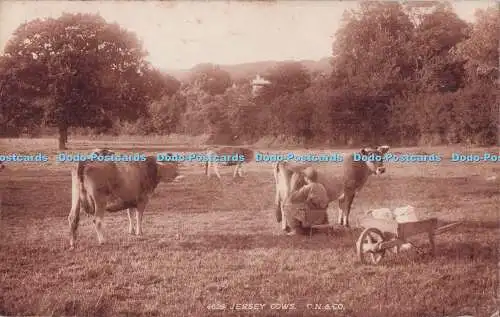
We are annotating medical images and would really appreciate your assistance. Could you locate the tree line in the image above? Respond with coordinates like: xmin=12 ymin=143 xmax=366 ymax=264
xmin=0 ymin=2 xmax=498 ymax=149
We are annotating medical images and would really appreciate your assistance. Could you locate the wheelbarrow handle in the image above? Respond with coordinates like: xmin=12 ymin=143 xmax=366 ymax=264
xmin=434 ymin=221 xmax=463 ymax=235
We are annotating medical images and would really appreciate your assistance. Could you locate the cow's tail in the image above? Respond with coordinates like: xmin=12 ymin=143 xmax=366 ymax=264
xmin=273 ymin=162 xmax=282 ymax=223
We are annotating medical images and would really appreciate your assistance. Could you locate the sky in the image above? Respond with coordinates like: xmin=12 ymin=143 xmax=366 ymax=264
xmin=0 ymin=1 xmax=497 ymax=70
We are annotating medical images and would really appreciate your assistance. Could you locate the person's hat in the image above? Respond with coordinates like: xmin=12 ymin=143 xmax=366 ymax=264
xmin=302 ymin=167 xmax=318 ymax=182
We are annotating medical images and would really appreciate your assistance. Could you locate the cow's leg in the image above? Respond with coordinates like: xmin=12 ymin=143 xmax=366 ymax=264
xmin=339 ymin=191 xmax=355 ymax=228
xmin=92 ymin=194 xmax=107 ymax=245
xmin=93 ymin=216 xmax=105 ymax=244
xmin=344 ymin=193 xmax=355 ymax=228
xmin=68 ymin=171 xmax=81 ymax=249
xmin=68 ymin=205 xmax=80 ymax=250
xmin=68 ymin=206 xmax=80 ymax=249
xmin=337 ymin=205 xmax=343 ymax=225
xmin=214 ymin=163 xmax=222 ymax=181
xmin=127 ymin=208 xmax=135 ymax=234
xmin=278 ymin=192 xmax=288 ymax=230
xmin=235 ymin=163 xmax=244 ymax=177
xmin=207 ymin=162 xmax=213 ymax=178
xmin=274 ymin=185 xmax=284 ymax=224
xmin=337 ymin=193 xmax=345 ymax=226
xmin=135 ymin=208 xmax=143 ymax=236
xmin=135 ymin=200 xmax=147 ymax=236
xmin=275 ymin=199 xmax=282 ymax=223
xmin=281 ymin=207 xmax=288 ymax=231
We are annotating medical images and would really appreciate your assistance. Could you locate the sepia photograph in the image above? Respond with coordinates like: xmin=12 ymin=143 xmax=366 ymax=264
xmin=0 ymin=0 xmax=498 ymax=316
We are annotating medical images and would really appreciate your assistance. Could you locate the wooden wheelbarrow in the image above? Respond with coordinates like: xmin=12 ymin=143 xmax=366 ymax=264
xmin=355 ymin=216 xmax=462 ymax=265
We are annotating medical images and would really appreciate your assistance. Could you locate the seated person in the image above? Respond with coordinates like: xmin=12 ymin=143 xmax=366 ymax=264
xmin=284 ymin=167 xmax=329 ymax=235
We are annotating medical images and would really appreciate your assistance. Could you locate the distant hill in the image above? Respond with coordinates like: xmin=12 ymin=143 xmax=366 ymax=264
xmin=163 ymin=57 xmax=333 ymax=83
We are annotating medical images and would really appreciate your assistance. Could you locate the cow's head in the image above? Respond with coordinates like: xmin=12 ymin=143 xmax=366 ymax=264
xmin=241 ymin=148 xmax=255 ymax=162
xmin=360 ymin=145 xmax=390 ymax=175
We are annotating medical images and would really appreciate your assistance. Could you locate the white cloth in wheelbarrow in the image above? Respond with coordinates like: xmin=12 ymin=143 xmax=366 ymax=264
xmin=284 ymin=182 xmax=329 ymax=229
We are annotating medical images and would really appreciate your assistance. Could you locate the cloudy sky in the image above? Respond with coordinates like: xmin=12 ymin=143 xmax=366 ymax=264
xmin=0 ymin=1 xmax=496 ymax=70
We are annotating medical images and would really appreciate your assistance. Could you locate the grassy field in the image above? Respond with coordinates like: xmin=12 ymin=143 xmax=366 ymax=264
xmin=0 ymin=138 xmax=498 ymax=317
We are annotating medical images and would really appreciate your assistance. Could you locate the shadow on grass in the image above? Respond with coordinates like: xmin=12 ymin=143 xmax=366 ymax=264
xmin=175 ymin=231 xmax=358 ymax=251
xmin=435 ymin=241 xmax=498 ymax=263
xmin=368 ymin=241 xmax=498 ymax=267
xmin=457 ymin=220 xmax=499 ymax=230
xmin=361 ymin=238 xmax=497 ymax=267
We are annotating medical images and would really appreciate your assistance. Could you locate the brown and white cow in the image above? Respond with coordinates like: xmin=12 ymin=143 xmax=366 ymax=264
xmin=204 ymin=146 xmax=254 ymax=180
xmin=274 ymin=145 xmax=390 ymax=229
xmin=68 ymin=154 xmax=182 ymax=249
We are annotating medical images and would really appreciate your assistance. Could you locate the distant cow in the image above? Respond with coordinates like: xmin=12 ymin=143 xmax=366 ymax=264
xmin=274 ymin=145 xmax=390 ymax=229
xmin=204 ymin=146 xmax=254 ymax=180
xmin=91 ymin=148 xmax=115 ymax=156
xmin=68 ymin=155 xmax=182 ymax=249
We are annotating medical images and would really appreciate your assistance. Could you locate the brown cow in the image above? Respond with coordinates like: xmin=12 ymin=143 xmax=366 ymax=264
xmin=68 ymin=154 xmax=182 ymax=249
xmin=274 ymin=145 xmax=390 ymax=229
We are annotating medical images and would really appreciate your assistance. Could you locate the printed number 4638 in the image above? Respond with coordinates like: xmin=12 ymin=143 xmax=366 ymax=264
xmin=207 ymin=303 xmax=226 ymax=310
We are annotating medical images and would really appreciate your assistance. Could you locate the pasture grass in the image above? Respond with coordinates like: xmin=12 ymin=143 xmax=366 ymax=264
xmin=0 ymin=138 xmax=498 ymax=316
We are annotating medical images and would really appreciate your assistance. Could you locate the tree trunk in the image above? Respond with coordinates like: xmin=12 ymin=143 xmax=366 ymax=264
xmin=58 ymin=125 xmax=68 ymax=150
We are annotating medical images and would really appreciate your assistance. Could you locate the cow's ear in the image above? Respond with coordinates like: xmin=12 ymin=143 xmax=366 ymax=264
xmin=377 ymin=145 xmax=390 ymax=154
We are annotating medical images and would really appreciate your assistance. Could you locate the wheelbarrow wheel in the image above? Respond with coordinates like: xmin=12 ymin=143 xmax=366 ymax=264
xmin=357 ymin=227 xmax=386 ymax=265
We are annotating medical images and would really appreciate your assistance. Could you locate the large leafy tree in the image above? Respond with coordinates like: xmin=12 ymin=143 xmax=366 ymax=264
xmin=453 ymin=7 xmax=499 ymax=83
xmin=257 ymin=61 xmax=311 ymax=105
xmin=409 ymin=3 xmax=469 ymax=93
xmin=1 ymin=12 xmax=163 ymax=149
xmin=0 ymin=55 xmax=45 ymax=136
xmin=224 ymin=84 xmax=261 ymax=142
xmin=147 ymin=91 xmax=187 ymax=135
xmin=388 ymin=4 xmax=470 ymax=144
xmin=332 ymin=2 xmax=415 ymax=143
xmin=451 ymin=7 xmax=499 ymax=145
xmin=189 ymin=63 xmax=232 ymax=96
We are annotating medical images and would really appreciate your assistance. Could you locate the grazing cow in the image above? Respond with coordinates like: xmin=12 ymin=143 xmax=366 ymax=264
xmin=91 ymin=148 xmax=115 ymax=156
xmin=274 ymin=145 xmax=390 ymax=229
xmin=204 ymin=146 xmax=254 ymax=180
xmin=68 ymin=155 xmax=182 ymax=249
